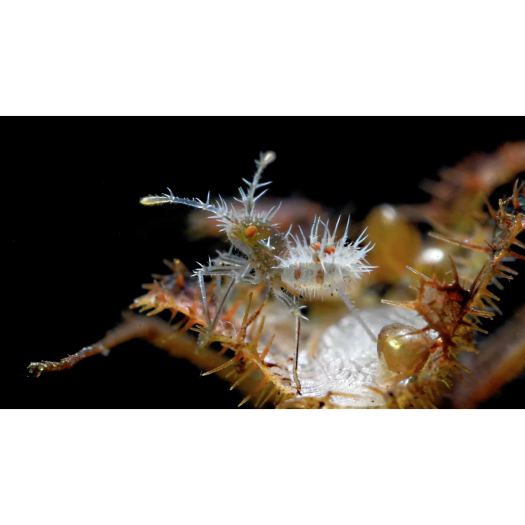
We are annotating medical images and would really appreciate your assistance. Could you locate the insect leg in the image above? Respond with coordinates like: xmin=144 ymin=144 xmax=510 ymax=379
xmin=209 ymin=276 xmax=237 ymax=333
xmin=293 ymin=313 xmax=302 ymax=395
xmin=195 ymin=266 xmax=244 ymax=349
xmin=214 ymin=274 xmax=222 ymax=306
xmin=270 ymin=279 xmax=306 ymax=394
xmin=335 ymin=287 xmax=377 ymax=343
xmin=215 ymin=252 xmax=247 ymax=266
xmin=197 ymin=272 xmax=211 ymax=327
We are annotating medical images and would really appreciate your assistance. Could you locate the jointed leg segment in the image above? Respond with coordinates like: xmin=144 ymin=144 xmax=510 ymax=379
xmin=336 ymin=287 xmax=377 ymax=343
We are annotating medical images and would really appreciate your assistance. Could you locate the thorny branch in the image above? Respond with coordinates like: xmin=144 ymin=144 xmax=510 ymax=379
xmin=27 ymin=312 xmax=266 ymax=402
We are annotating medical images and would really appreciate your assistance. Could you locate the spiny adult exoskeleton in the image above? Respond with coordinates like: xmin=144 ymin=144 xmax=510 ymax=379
xmin=141 ymin=151 xmax=376 ymax=393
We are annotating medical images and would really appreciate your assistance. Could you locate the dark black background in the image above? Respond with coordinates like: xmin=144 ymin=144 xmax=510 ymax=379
xmin=6 ymin=119 xmax=525 ymax=408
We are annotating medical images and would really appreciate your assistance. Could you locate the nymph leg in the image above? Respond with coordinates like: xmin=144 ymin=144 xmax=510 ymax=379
xmin=335 ymin=287 xmax=377 ymax=343
xmin=293 ymin=313 xmax=302 ymax=394
xmin=270 ymin=279 xmax=306 ymax=394
xmin=197 ymin=272 xmax=212 ymax=326
xmin=195 ymin=267 xmax=240 ymax=349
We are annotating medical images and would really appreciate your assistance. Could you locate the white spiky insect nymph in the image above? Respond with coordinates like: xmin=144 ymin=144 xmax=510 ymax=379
xmin=278 ymin=216 xmax=375 ymax=299
xmin=140 ymin=151 xmax=378 ymax=393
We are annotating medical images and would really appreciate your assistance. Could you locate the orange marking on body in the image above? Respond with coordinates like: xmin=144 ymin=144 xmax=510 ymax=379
xmin=316 ymin=269 xmax=325 ymax=285
xmin=245 ymin=225 xmax=258 ymax=238
xmin=311 ymin=242 xmax=321 ymax=251
xmin=324 ymin=245 xmax=336 ymax=254
xmin=294 ymin=269 xmax=302 ymax=280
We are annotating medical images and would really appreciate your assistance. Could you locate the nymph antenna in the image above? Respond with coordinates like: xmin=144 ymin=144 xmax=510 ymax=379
xmin=235 ymin=151 xmax=276 ymax=216
xmin=140 ymin=188 xmax=234 ymax=223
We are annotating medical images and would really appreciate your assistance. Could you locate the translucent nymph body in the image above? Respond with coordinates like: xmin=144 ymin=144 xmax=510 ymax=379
xmin=281 ymin=263 xmax=345 ymax=291
xmin=278 ymin=217 xmax=374 ymax=298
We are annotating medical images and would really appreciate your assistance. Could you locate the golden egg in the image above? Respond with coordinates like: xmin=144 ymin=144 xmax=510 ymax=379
xmin=377 ymin=323 xmax=435 ymax=386
xmin=364 ymin=205 xmax=422 ymax=284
